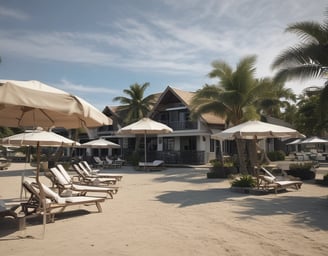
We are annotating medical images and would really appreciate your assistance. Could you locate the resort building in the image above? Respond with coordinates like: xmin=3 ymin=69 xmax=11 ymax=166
xmin=98 ymin=86 xmax=226 ymax=165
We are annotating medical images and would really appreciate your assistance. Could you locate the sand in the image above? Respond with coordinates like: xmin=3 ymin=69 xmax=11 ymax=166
xmin=1 ymin=163 xmax=328 ymax=256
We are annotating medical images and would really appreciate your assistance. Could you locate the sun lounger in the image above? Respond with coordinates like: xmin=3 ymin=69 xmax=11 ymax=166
xmin=80 ymin=161 xmax=123 ymax=181
xmin=104 ymin=156 xmax=122 ymax=168
xmin=93 ymin=156 xmax=106 ymax=168
xmin=138 ymin=160 xmax=164 ymax=171
xmin=21 ymin=177 xmax=105 ymax=223
xmin=57 ymin=164 xmax=119 ymax=193
xmin=49 ymin=166 xmax=118 ymax=198
xmin=72 ymin=164 xmax=117 ymax=185
xmin=258 ymin=166 xmax=303 ymax=194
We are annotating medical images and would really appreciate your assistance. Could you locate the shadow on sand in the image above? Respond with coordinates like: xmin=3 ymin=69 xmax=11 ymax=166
xmin=156 ymin=187 xmax=246 ymax=207
xmin=234 ymin=195 xmax=328 ymax=231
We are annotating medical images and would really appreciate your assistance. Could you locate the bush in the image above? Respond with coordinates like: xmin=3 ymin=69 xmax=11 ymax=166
xmin=231 ymin=175 xmax=256 ymax=187
xmin=267 ymin=150 xmax=286 ymax=161
xmin=287 ymin=163 xmax=315 ymax=180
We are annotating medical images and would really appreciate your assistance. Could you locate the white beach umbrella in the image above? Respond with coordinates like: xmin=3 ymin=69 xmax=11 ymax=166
xmin=211 ymin=120 xmax=304 ymax=172
xmin=117 ymin=117 xmax=173 ymax=165
xmin=79 ymin=138 xmax=120 ymax=149
xmin=211 ymin=120 xmax=303 ymax=140
xmin=300 ymin=136 xmax=328 ymax=144
xmin=0 ymin=80 xmax=112 ymax=129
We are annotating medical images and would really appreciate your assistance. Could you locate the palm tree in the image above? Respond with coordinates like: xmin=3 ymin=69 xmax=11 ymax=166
xmin=191 ymin=55 xmax=262 ymax=126
xmin=113 ymin=82 xmax=155 ymax=125
xmin=255 ymin=78 xmax=296 ymax=118
xmin=113 ymin=83 xmax=156 ymax=162
xmin=271 ymin=9 xmax=328 ymax=123
xmin=191 ymin=55 xmax=267 ymax=173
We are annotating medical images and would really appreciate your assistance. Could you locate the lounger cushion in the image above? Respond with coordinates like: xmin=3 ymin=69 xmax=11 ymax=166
xmin=262 ymin=175 xmax=276 ymax=183
xmin=40 ymin=183 xmax=66 ymax=204
xmin=51 ymin=167 xmax=70 ymax=185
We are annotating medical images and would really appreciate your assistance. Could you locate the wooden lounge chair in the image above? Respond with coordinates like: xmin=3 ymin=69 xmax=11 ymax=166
xmin=72 ymin=164 xmax=117 ymax=185
xmin=21 ymin=177 xmax=105 ymax=223
xmin=257 ymin=167 xmax=303 ymax=194
xmin=49 ymin=166 xmax=117 ymax=199
xmin=80 ymin=161 xmax=123 ymax=181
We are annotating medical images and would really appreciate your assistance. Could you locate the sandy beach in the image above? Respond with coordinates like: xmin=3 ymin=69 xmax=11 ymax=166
xmin=1 ymin=163 xmax=328 ymax=256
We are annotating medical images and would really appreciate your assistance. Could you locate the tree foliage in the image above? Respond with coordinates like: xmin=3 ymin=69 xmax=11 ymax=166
xmin=113 ymin=82 xmax=155 ymax=125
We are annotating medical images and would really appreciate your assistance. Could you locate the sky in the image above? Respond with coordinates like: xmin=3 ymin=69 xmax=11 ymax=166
xmin=0 ymin=0 xmax=327 ymax=111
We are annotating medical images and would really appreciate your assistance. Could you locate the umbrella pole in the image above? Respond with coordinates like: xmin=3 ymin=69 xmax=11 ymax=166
xmin=144 ymin=132 xmax=147 ymax=170
xmin=35 ymin=142 xmax=46 ymax=239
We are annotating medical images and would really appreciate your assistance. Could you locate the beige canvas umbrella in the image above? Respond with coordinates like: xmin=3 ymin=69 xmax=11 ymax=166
xmin=117 ymin=117 xmax=173 ymax=166
xmin=79 ymin=138 xmax=120 ymax=149
xmin=211 ymin=120 xmax=304 ymax=173
xmin=211 ymin=120 xmax=303 ymax=140
xmin=0 ymin=80 xmax=112 ymax=129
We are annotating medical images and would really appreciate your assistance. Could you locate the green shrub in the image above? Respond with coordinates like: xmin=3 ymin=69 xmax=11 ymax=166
xmin=267 ymin=150 xmax=286 ymax=161
xmin=231 ymin=175 xmax=256 ymax=187
xmin=287 ymin=163 xmax=315 ymax=180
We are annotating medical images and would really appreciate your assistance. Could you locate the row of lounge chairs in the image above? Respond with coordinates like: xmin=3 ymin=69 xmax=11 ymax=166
xmin=93 ymin=156 xmax=125 ymax=168
xmin=19 ymin=162 xmax=123 ymax=224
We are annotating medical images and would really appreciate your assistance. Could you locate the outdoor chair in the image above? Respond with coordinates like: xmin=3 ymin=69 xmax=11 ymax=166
xmin=138 ymin=160 xmax=165 ymax=171
xmin=81 ymin=161 xmax=123 ymax=181
xmin=72 ymin=164 xmax=117 ymax=185
xmin=93 ymin=156 xmax=106 ymax=168
xmin=21 ymin=177 xmax=105 ymax=223
xmin=49 ymin=166 xmax=117 ymax=199
xmin=104 ymin=156 xmax=122 ymax=168
xmin=257 ymin=166 xmax=303 ymax=194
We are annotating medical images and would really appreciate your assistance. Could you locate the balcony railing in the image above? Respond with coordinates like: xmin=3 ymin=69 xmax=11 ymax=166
xmin=160 ymin=120 xmax=197 ymax=130
xmin=122 ymin=150 xmax=205 ymax=165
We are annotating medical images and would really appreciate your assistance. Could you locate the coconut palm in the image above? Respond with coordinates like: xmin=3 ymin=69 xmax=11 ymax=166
xmin=191 ymin=55 xmax=268 ymax=173
xmin=113 ymin=82 xmax=155 ymax=125
xmin=113 ymin=83 xmax=156 ymax=161
xmin=255 ymin=78 xmax=296 ymax=118
xmin=191 ymin=55 xmax=262 ymax=126
xmin=271 ymin=9 xmax=328 ymax=122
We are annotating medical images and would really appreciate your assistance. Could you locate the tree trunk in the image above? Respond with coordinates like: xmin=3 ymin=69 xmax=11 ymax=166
xmin=236 ymin=139 xmax=247 ymax=174
xmin=246 ymin=139 xmax=258 ymax=176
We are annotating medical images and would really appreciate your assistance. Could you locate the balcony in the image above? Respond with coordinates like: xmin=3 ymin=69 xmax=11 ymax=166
xmin=160 ymin=120 xmax=197 ymax=130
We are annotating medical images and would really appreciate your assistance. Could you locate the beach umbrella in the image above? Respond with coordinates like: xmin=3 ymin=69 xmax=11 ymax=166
xmin=79 ymin=138 xmax=120 ymax=159
xmin=211 ymin=120 xmax=303 ymax=141
xmin=117 ymin=117 xmax=173 ymax=165
xmin=300 ymin=136 xmax=328 ymax=144
xmin=287 ymin=138 xmax=303 ymax=145
xmin=79 ymin=138 xmax=120 ymax=149
xmin=1 ymin=129 xmax=79 ymax=193
xmin=0 ymin=80 xmax=112 ymax=129
xmin=211 ymin=120 xmax=304 ymax=173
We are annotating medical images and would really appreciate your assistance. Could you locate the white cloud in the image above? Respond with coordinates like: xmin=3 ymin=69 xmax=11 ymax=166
xmin=0 ymin=6 xmax=29 ymax=21
xmin=56 ymin=79 xmax=119 ymax=94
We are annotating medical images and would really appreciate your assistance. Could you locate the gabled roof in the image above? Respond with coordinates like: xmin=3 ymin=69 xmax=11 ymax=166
xmin=151 ymin=86 xmax=225 ymax=125
xmin=104 ymin=86 xmax=225 ymax=126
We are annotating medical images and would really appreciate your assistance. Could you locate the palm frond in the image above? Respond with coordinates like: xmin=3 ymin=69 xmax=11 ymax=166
xmin=286 ymin=21 xmax=327 ymax=44
xmin=273 ymin=64 xmax=325 ymax=83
